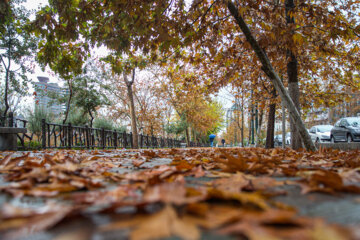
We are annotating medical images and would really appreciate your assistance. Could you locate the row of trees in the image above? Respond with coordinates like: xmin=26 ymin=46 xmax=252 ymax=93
xmin=1 ymin=1 xmax=223 ymax=147
xmin=1 ymin=0 xmax=359 ymax=150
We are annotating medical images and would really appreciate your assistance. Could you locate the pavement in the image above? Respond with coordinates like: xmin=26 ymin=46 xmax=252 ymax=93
xmin=0 ymin=148 xmax=359 ymax=240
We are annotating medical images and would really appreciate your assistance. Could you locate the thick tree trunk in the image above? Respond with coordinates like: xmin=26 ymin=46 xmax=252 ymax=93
xmin=226 ymin=0 xmax=316 ymax=151
xmin=286 ymin=0 xmax=302 ymax=150
xmin=266 ymin=89 xmax=276 ymax=148
xmin=124 ymin=69 xmax=139 ymax=149
xmin=288 ymin=74 xmax=302 ymax=149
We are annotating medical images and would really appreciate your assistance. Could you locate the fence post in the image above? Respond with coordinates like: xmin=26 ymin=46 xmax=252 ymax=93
xmin=130 ymin=132 xmax=133 ymax=148
xmin=114 ymin=130 xmax=118 ymax=148
xmin=85 ymin=125 xmax=89 ymax=148
xmin=41 ymin=119 xmax=46 ymax=149
xmin=101 ymin=128 xmax=105 ymax=149
xmin=47 ymin=123 xmax=50 ymax=147
xmin=68 ymin=123 xmax=72 ymax=148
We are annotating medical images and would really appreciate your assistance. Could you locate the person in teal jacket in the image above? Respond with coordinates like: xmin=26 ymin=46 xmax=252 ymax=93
xmin=209 ymin=134 xmax=216 ymax=147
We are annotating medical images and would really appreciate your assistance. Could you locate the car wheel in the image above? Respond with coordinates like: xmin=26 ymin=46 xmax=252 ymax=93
xmin=315 ymin=138 xmax=320 ymax=143
xmin=330 ymin=136 xmax=336 ymax=143
xmin=347 ymin=134 xmax=352 ymax=143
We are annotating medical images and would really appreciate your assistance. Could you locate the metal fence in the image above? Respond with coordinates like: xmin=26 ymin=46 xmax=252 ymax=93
xmin=41 ymin=119 xmax=182 ymax=149
xmin=1 ymin=113 xmax=209 ymax=150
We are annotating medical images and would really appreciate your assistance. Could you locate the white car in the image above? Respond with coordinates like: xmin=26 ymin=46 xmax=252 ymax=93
xmin=309 ymin=125 xmax=333 ymax=143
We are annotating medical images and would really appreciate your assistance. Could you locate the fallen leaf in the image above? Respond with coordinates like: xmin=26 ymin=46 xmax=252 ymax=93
xmin=100 ymin=205 xmax=200 ymax=240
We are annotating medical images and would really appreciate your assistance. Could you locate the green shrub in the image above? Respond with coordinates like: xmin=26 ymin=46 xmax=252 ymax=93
xmin=27 ymin=107 xmax=53 ymax=139
xmin=93 ymin=117 xmax=114 ymax=130
xmin=113 ymin=125 xmax=126 ymax=133
xmin=65 ymin=108 xmax=89 ymax=126
xmin=18 ymin=140 xmax=41 ymax=149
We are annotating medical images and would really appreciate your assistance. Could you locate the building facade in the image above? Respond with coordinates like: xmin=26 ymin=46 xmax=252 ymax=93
xmin=33 ymin=76 xmax=68 ymax=115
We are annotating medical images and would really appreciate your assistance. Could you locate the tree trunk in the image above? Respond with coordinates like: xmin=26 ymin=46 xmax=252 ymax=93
xmin=266 ymin=89 xmax=276 ymax=148
xmin=248 ymin=108 xmax=252 ymax=146
xmin=282 ymin=99 xmax=286 ymax=148
xmin=286 ymin=0 xmax=302 ymax=150
xmin=256 ymin=107 xmax=264 ymax=146
xmin=185 ymin=126 xmax=190 ymax=146
xmin=63 ymin=80 xmax=73 ymax=124
xmin=3 ymin=28 xmax=11 ymax=117
xmin=226 ymin=0 xmax=316 ymax=151
xmin=88 ymin=109 xmax=94 ymax=128
xmin=3 ymin=67 xmax=10 ymax=117
xmin=241 ymin=96 xmax=244 ymax=147
xmin=289 ymin=76 xmax=302 ymax=149
xmin=124 ymin=69 xmax=139 ymax=149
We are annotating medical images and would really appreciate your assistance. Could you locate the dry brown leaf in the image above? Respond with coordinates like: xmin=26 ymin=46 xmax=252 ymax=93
xmin=143 ymin=182 xmax=206 ymax=205
xmin=184 ymin=204 xmax=242 ymax=229
xmin=0 ymin=203 xmax=72 ymax=239
xmin=210 ymin=172 xmax=249 ymax=192
xmin=132 ymin=159 xmax=145 ymax=168
xmin=207 ymin=188 xmax=269 ymax=210
xmin=100 ymin=205 xmax=200 ymax=240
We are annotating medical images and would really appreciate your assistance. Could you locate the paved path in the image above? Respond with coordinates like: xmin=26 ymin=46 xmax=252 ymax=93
xmin=0 ymin=148 xmax=359 ymax=240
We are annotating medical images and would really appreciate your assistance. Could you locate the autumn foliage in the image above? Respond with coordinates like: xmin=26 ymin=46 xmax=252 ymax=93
xmin=0 ymin=147 xmax=359 ymax=239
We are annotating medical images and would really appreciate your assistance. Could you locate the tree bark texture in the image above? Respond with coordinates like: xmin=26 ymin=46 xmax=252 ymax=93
xmin=124 ymin=69 xmax=139 ymax=149
xmin=288 ymin=80 xmax=302 ymax=149
xmin=266 ymin=89 xmax=276 ymax=148
xmin=286 ymin=0 xmax=302 ymax=150
xmin=226 ymin=0 xmax=316 ymax=151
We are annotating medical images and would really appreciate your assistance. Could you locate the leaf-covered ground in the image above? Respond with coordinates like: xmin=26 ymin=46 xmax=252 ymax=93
xmin=0 ymin=147 xmax=360 ymax=240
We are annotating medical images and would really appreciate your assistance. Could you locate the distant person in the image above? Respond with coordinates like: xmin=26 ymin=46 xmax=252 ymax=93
xmin=209 ymin=134 xmax=216 ymax=147
xmin=221 ymin=139 xmax=225 ymax=147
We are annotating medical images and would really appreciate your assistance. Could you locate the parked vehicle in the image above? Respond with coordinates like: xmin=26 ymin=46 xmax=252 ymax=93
xmin=274 ymin=134 xmax=283 ymax=147
xmin=330 ymin=117 xmax=360 ymax=143
xmin=309 ymin=125 xmax=333 ymax=143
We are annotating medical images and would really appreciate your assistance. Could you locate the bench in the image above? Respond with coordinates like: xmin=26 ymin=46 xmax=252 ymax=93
xmin=0 ymin=127 xmax=27 ymax=151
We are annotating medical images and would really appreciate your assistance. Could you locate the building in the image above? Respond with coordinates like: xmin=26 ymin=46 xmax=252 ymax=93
xmin=33 ymin=76 xmax=68 ymax=115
